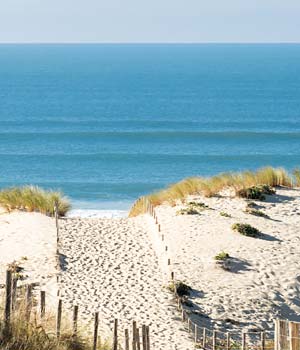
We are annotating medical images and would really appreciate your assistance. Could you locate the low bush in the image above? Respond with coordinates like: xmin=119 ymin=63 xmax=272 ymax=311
xmin=168 ymin=281 xmax=192 ymax=297
xmin=244 ymin=208 xmax=268 ymax=218
xmin=176 ymin=208 xmax=199 ymax=215
xmin=237 ymin=186 xmax=266 ymax=200
xmin=232 ymin=223 xmax=261 ymax=238
xmin=214 ymin=251 xmax=230 ymax=261
xmin=220 ymin=211 xmax=231 ymax=218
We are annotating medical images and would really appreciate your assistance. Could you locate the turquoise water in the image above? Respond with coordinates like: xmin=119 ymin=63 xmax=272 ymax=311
xmin=0 ymin=44 xmax=300 ymax=213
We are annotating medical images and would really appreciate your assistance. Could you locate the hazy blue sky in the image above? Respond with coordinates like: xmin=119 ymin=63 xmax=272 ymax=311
xmin=0 ymin=0 xmax=299 ymax=43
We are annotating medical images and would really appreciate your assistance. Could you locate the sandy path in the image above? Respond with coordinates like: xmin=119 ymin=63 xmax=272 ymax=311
xmin=155 ymin=188 xmax=300 ymax=332
xmin=58 ymin=216 xmax=192 ymax=350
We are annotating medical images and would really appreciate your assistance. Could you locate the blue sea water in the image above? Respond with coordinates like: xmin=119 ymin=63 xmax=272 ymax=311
xmin=0 ymin=44 xmax=300 ymax=214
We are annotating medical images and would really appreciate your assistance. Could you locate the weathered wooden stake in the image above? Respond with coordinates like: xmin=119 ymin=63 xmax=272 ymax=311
xmin=11 ymin=276 xmax=17 ymax=312
xmin=158 ymin=224 xmax=161 ymax=232
xmin=136 ymin=327 xmax=141 ymax=350
xmin=194 ymin=324 xmax=198 ymax=343
xmin=188 ymin=319 xmax=191 ymax=333
xmin=56 ymin=299 xmax=62 ymax=339
xmin=25 ymin=284 xmax=33 ymax=322
xmin=40 ymin=290 xmax=46 ymax=319
xmin=125 ymin=329 xmax=129 ymax=350
xmin=213 ymin=330 xmax=217 ymax=350
xmin=146 ymin=326 xmax=150 ymax=350
xmin=226 ymin=332 xmax=230 ymax=350
xmin=73 ymin=305 xmax=78 ymax=337
xmin=168 ymin=258 xmax=171 ymax=266
xmin=202 ymin=328 xmax=206 ymax=349
xmin=113 ymin=319 xmax=118 ymax=350
xmin=242 ymin=332 xmax=246 ymax=350
xmin=93 ymin=312 xmax=99 ymax=350
xmin=165 ymin=246 xmax=168 ymax=252
xmin=142 ymin=325 xmax=147 ymax=350
xmin=261 ymin=331 xmax=266 ymax=350
xmin=132 ymin=321 xmax=137 ymax=350
xmin=4 ymin=270 xmax=12 ymax=334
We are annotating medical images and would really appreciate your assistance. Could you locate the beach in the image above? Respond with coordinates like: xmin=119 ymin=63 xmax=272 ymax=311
xmin=1 ymin=187 xmax=300 ymax=349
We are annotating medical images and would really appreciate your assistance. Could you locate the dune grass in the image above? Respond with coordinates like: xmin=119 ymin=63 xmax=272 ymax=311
xmin=0 ymin=186 xmax=71 ymax=217
xmin=293 ymin=168 xmax=300 ymax=187
xmin=129 ymin=166 xmax=296 ymax=217
xmin=0 ymin=304 xmax=110 ymax=350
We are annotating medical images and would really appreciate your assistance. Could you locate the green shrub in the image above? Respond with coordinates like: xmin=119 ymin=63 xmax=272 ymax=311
xmin=220 ymin=212 xmax=231 ymax=218
xmin=214 ymin=251 xmax=230 ymax=261
xmin=176 ymin=208 xmax=199 ymax=215
xmin=168 ymin=281 xmax=192 ymax=296
xmin=244 ymin=208 xmax=268 ymax=218
xmin=237 ymin=186 xmax=266 ymax=200
xmin=232 ymin=223 xmax=261 ymax=237
xmin=188 ymin=201 xmax=209 ymax=210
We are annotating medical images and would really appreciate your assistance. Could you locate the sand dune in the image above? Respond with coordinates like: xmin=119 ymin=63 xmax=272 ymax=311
xmin=1 ymin=187 xmax=300 ymax=349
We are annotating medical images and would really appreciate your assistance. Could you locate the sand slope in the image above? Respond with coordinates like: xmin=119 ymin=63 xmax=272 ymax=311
xmin=0 ymin=211 xmax=57 ymax=290
xmin=155 ymin=188 xmax=300 ymax=332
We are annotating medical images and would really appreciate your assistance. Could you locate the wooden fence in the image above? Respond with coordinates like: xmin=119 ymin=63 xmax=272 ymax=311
xmin=275 ymin=320 xmax=300 ymax=350
xmin=1 ymin=269 xmax=151 ymax=350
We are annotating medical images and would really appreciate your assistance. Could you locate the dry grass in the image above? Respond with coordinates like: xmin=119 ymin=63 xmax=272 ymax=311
xmin=0 ymin=295 xmax=110 ymax=350
xmin=129 ymin=166 xmax=296 ymax=217
xmin=0 ymin=186 xmax=71 ymax=217
xmin=293 ymin=168 xmax=300 ymax=187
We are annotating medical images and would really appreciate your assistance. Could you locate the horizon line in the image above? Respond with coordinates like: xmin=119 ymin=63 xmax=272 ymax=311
xmin=0 ymin=41 xmax=300 ymax=45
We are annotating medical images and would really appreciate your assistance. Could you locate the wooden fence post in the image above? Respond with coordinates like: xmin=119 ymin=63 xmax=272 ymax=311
xmin=242 ymin=332 xmax=246 ymax=350
xmin=56 ymin=299 xmax=62 ymax=339
xmin=188 ymin=319 xmax=191 ymax=333
xmin=73 ymin=305 xmax=78 ymax=337
xmin=11 ymin=276 xmax=17 ymax=312
xmin=93 ymin=312 xmax=99 ymax=350
xmin=213 ymin=330 xmax=217 ymax=350
xmin=132 ymin=321 xmax=137 ymax=350
xmin=136 ymin=328 xmax=141 ymax=350
xmin=4 ymin=270 xmax=12 ymax=334
xmin=40 ymin=291 xmax=46 ymax=319
xmin=125 ymin=329 xmax=129 ymax=350
xmin=25 ymin=284 xmax=33 ymax=322
xmin=261 ymin=331 xmax=266 ymax=350
xmin=226 ymin=332 xmax=230 ymax=350
xmin=194 ymin=324 xmax=198 ymax=344
xmin=146 ymin=326 xmax=150 ymax=350
xmin=142 ymin=325 xmax=147 ymax=350
xmin=202 ymin=328 xmax=206 ymax=349
xmin=113 ymin=319 xmax=118 ymax=350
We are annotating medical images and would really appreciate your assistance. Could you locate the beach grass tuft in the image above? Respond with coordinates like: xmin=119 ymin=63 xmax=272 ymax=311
xmin=0 ymin=186 xmax=71 ymax=217
xmin=129 ymin=166 xmax=295 ymax=217
xmin=232 ymin=223 xmax=261 ymax=238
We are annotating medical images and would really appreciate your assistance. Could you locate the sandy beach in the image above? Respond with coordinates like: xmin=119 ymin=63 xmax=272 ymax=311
xmin=1 ymin=187 xmax=300 ymax=349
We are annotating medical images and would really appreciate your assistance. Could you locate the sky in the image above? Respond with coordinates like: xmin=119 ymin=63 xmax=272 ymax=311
xmin=0 ymin=0 xmax=300 ymax=43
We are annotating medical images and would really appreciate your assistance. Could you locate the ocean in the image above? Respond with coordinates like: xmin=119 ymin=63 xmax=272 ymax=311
xmin=0 ymin=44 xmax=300 ymax=216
